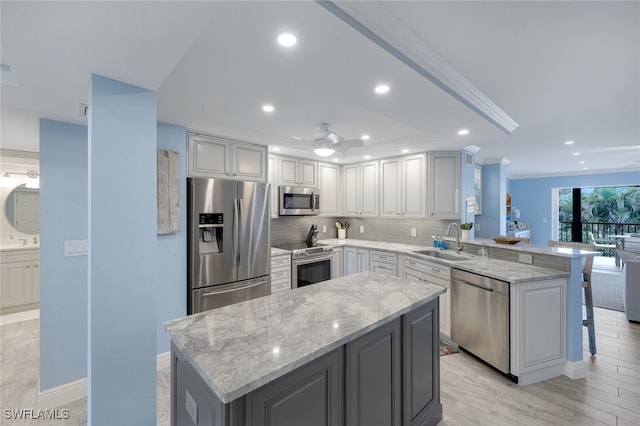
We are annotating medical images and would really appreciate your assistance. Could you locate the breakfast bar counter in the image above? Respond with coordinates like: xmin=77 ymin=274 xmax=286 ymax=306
xmin=165 ymin=271 xmax=445 ymax=426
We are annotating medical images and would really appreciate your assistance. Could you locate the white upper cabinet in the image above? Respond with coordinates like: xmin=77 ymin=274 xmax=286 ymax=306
xmin=268 ymin=154 xmax=278 ymax=218
xmin=380 ymin=154 xmax=425 ymax=218
xmin=188 ymin=133 xmax=267 ymax=182
xmin=343 ymin=162 xmax=378 ymax=216
xmin=278 ymin=156 xmax=317 ymax=187
xmin=427 ymin=151 xmax=460 ymax=219
xmin=318 ymin=162 xmax=340 ymax=216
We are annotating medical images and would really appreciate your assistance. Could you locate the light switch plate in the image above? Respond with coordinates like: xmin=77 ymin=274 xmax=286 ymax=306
xmin=322 ymin=225 xmax=327 ymax=233
xmin=518 ymin=253 xmax=533 ymax=264
xmin=411 ymin=228 xmax=417 ymax=237
xmin=359 ymin=225 xmax=365 ymax=233
xmin=64 ymin=240 xmax=88 ymax=257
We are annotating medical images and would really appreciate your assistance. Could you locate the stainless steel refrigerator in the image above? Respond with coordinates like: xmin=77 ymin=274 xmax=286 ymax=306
xmin=187 ymin=177 xmax=271 ymax=314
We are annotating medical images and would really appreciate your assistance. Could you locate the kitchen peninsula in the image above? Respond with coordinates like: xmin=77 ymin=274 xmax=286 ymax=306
xmin=165 ymin=272 xmax=445 ymax=426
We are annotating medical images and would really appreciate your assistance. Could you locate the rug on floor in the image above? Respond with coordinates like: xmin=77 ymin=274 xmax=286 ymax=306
xmin=590 ymin=270 xmax=624 ymax=312
xmin=439 ymin=341 xmax=458 ymax=356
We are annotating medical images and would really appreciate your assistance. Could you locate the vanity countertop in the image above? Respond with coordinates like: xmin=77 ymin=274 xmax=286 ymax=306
xmin=164 ymin=271 xmax=445 ymax=403
xmin=0 ymin=244 xmax=39 ymax=252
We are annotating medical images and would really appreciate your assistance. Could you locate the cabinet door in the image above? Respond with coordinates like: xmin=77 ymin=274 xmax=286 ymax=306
xmin=357 ymin=248 xmax=369 ymax=272
xmin=370 ymin=261 xmax=397 ymax=276
xmin=299 ymin=160 xmax=317 ymax=187
xmin=402 ymin=154 xmax=425 ymax=217
xmin=360 ymin=162 xmax=379 ymax=216
xmin=343 ymin=165 xmax=359 ymax=216
xmin=428 ymin=152 xmax=460 ymax=219
xmin=346 ymin=318 xmax=401 ymax=426
xmin=344 ymin=247 xmax=358 ymax=276
xmin=332 ymin=248 xmax=343 ymax=279
xmin=249 ymin=348 xmax=342 ymax=426
xmin=268 ymin=154 xmax=278 ymax=218
xmin=278 ymin=157 xmax=299 ymax=186
xmin=175 ymin=353 xmax=224 ymax=426
xmin=1 ymin=261 xmax=34 ymax=308
xmin=32 ymin=261 xmax=40 ymax=303
xmin=318 ymin=162 xmax=340 ymax=216
xmin=232 ymin=142 xmax=266 ymax=182
xmin=189 ymin=135 xmax=230 ymax=178
xmin=403 ymin=299 xmax=441 ymax=426
xmin=380 ymin=158 xmax=402 ymax=217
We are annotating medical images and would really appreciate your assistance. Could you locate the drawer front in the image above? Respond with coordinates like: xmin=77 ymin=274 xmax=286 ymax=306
xmin=370 ymin=260 xmax=398 ymax=276
xmin=271 ymin=255 xmax=291 ymax=268
xmin=370 ymin=250 xmax=398 ymax=264
xmin=402 ymin=256 xmax=450 ymax=280
xmin=271 ymin=278 xmax=291 ymax=293
xmin=270 ymin=266 xmax=290 ymax=281
xmin=1 ymin=250 xmax=39 ymax=263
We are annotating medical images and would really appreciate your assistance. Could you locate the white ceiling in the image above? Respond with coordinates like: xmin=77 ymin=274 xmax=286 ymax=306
xmin=1 ymin=1 xmax=638 ymax=179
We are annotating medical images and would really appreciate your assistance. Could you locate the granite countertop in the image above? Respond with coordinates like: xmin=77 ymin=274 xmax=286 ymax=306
xmin=270 ymin=247 xmax=291 ymax=257
xmin=0 ymin=244 xmax=40 ymax=252
xmin=318 ymin=238 xmax=570 ymax=284
xmin=164 ymin=271 xmax=445 ymax=404
xmin=443 ymin=237 xmax=600 ymax=259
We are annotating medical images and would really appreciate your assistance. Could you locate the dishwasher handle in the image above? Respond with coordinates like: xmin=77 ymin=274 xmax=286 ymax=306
xmin=456 ymin=278 xmax=494 ymax=292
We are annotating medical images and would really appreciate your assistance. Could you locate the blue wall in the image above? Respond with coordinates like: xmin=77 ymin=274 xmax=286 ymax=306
xmin=88 ymin=74 xmax=157 ymax=425
xmin=39 ymin=119 xmax=88 ymax=391
xmin=156 ymin=122 xmax=187 ymax=353
xmin=509 ymin=171 xmax=639 ymax=245
xmin=476 ymin=162 xmax=507 ymax=238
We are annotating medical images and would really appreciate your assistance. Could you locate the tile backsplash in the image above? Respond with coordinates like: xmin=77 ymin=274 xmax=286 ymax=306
xmin=271 ymin=216 xmax=453 ymax=247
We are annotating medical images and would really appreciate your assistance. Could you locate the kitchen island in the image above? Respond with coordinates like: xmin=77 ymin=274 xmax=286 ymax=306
xmin=165 ymin=271 xmax=445 ymax=426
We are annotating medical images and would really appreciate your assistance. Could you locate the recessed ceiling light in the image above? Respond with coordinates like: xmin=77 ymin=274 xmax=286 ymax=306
xmin=361 ymin=134 xmax=370 ymax=141
xmin=333 ymin=158 xmax=339 ymax=162
xmin=262 ymin=104 xmax=274 ymax=113
xmin=579 ymin=160 xmax=585 ymax=164
xmin=583 ymin=167 xmax=589 ymax=170
xmin=458 ymin=129 xmax=470 ymax=136
xmin=572 ymin=152 xmax=581 ymax=156
xmin=401 ymin=149 xmax=409 ymax=153
xmin=374 ymin=84 xmax=390 ymax=94
xmin=564 ymin=140 xmax=575 ymax=145
xmin=272 ymin=146 xmax=281 ymax=152
xmin=277 ymin=33 xmax=297 ymax=47
xmin=364 ymin=155 xmax=371 ymax=160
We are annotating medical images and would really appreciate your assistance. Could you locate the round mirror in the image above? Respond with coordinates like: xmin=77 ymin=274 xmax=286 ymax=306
xmin=4 ymin=184 xmax=39 ymax=234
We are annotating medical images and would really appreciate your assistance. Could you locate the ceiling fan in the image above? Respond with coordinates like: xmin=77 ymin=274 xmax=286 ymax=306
xmin=295 ymin=123 xmax=365 ymax=157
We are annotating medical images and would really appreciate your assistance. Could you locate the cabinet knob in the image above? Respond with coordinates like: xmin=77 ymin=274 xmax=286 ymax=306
xmin=34 ymin=265 xmax=38 ymax=268
xmin=397 ymin=212 xmax=400 ymax=215
xmin=226 ymin=172 xmax=230 ymax=176
xmin=26 ymin=265 xmax=31 ymax=269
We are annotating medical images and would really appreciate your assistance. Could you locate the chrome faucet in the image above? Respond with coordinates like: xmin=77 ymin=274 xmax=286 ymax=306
xmin=446 ymin=222 xmax=462 ymax=254
xmin=33 ymin=235 xmax=38 ymax=244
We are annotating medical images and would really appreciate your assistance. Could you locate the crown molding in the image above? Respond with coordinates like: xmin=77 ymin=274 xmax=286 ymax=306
xmin=317 ymin=1 xmax=519 ymax=135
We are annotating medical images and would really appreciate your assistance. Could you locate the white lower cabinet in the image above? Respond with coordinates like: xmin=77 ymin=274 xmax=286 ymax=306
xmin=512 ymin=278 xmax=567 ymax=382
xmin=369 ymin=250 xmax=398 ymax=276
xmin=400 ymin=255 xmax=452 ymax=340
xmin=270 ymin=254 xmax=291 ymax=294
xmin=332 ymin=247 xmax=343 ymax=279
xmin=343 ymin=247 xmax=369 ymax=276
xmin=0 ymin=249 xmax=40 ymax=313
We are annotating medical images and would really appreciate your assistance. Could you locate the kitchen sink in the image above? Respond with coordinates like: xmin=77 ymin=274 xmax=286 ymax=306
xmin=412 ymin=250 xmax=472 ymax=262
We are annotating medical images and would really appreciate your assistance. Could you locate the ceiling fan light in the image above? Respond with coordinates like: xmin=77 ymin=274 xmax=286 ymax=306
xmin=313 ymin=147 xmax=335 ymax=157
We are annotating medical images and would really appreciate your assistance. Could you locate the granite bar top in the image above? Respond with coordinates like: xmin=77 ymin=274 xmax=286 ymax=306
xmin=0 ymin=244 xmax=39 ymax=252
xmin=443 ymin=237 xmax=600 ymax=259
xmin=270 ymin=247 xmax=291 ymax=257
xmin=319 ymin=238 xmax=570 ymax=284
xmin=164 ymin=271 xmax=445 ymax=404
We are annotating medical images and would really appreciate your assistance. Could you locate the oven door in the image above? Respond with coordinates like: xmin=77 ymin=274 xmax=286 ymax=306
xmin=292 ymin=255 xmax=333 ymax=288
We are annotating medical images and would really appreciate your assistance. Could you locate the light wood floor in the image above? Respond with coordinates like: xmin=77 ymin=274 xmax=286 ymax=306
xmin=439 ymin=307 xmax=640 ymax=426
xmin=1 ymin=306 xmax=637 ymax=425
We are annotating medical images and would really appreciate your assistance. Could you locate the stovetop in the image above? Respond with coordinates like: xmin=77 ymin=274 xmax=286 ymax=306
xmin=273 ymin=242 xmax=333 ymax=259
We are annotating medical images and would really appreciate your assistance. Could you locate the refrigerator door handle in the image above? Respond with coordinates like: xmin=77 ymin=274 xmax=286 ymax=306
xmin=237 ymin=198 xmax=243 ymax=265
xmin=232 ymin=198 xmax=239 ymax=266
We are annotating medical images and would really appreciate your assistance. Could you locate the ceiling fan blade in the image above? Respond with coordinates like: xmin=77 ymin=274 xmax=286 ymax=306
xmin=336 ymin=138 xmax=365 ymax=149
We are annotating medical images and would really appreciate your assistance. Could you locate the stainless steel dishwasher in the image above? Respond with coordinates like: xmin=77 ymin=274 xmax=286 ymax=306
xmin=451 ymin=269 xmax=510 ymax=374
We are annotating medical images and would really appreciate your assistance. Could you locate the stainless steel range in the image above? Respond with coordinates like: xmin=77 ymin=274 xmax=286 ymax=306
xmin=273 ymin=242 xmax=333 ymax=288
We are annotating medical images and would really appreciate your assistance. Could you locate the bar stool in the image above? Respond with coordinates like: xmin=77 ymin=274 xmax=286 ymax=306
xmin=549 ymin=240 xmax=596 ymax=355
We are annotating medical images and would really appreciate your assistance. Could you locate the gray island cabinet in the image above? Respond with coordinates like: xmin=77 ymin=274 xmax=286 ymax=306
xmin=165 ymin=271 xmax=445 ymax=426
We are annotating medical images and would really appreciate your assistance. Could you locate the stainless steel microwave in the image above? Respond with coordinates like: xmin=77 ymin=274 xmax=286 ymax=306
xmin=279 ymin=186 xmax=320 ymax=216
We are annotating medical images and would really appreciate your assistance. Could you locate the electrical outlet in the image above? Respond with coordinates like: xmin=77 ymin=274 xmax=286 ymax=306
xmin=542 ymin=217 xmax=548 ymax=223
xmin=322 ymin=225 xmax=327 ymax=233
xmin=411 ymin=228 xmax=417 ymax=237
xmin=518 ymin=253 xmax=533 ymax=264
xmin=359 ymin=225 xmax=365 ymax=233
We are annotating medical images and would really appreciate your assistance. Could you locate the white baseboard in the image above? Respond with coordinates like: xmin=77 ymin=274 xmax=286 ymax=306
xmin=518 ymin=363 xmax=566 ymax=386
xmin=37 ymin=351 xmax=172 ymax=408
xmin=37 ymin=377 xmax=86 ymax=409
xmin=0 ymin=309 xmax=39 ymax=325
xmin=563 ymin=359 xmax=588 ymax=379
